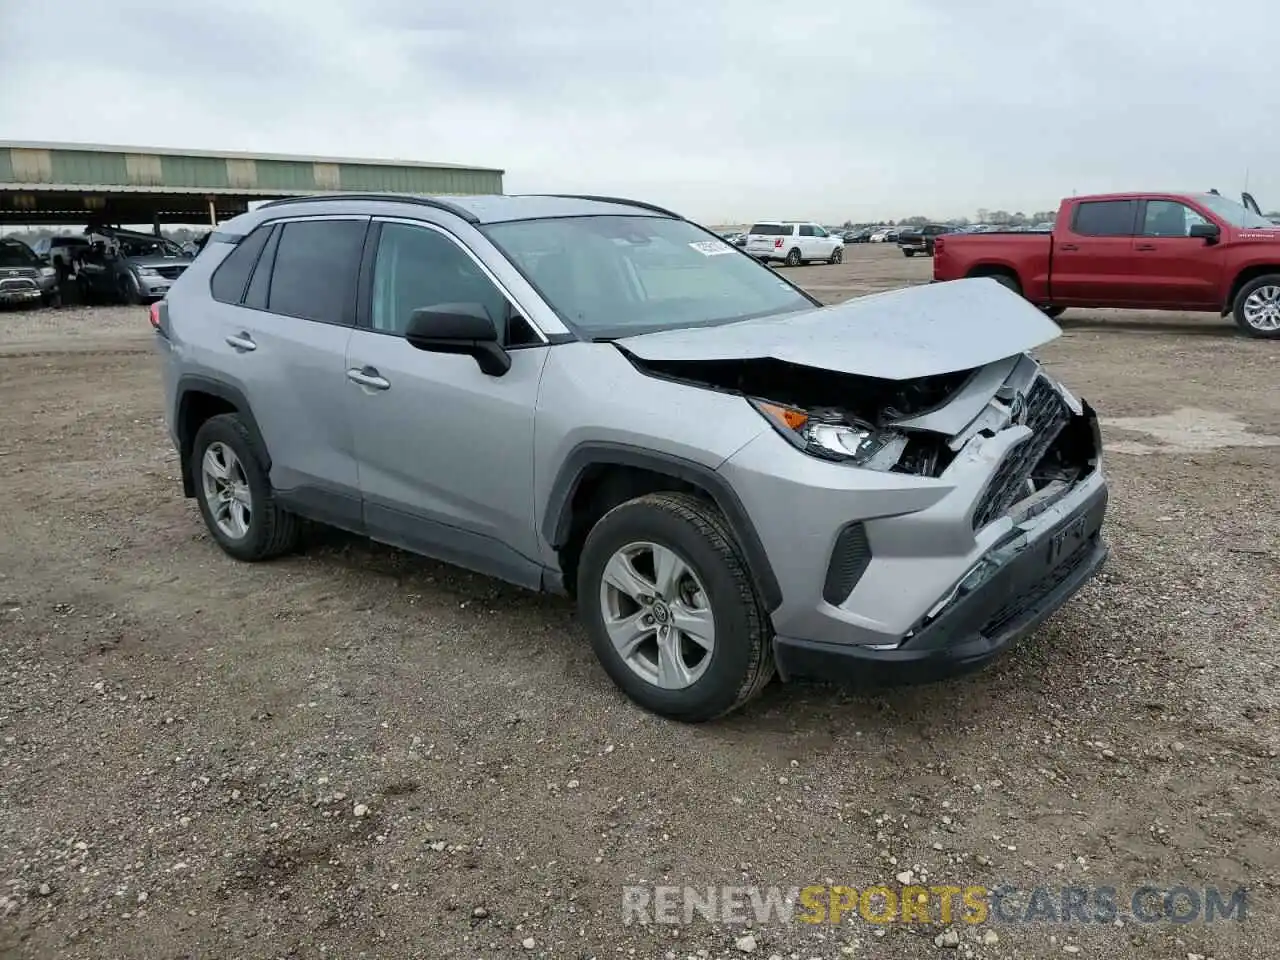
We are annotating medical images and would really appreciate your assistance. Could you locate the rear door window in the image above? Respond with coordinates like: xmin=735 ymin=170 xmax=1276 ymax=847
xmin=266 ymin=219 xmax=367 ymax=325
xmin=1071 ymin=201 xmax=1137 ymax=237
xmin=749 ymin=224 xmax=790 ymax=236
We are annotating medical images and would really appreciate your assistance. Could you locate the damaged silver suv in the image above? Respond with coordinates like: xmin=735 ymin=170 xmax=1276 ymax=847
xmin=156 ymin=193 xmax=1108 ymax=722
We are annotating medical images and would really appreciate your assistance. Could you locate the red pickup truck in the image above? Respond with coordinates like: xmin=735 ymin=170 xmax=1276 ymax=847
xmin=932 ymin=192 xmax=1280 ymax=338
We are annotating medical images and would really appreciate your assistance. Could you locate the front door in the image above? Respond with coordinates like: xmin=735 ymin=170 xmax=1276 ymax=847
xmin=345 ymin=219 xmax=551 ymax=589
xmin=1129 ymin=199 xmax=1224 ymax=307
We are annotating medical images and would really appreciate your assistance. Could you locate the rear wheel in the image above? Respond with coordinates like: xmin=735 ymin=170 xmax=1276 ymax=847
xmin=1232 ymin=274 xmax=1280 ymax=339
xmin=1041 ymin=305 xmax=1066 ymax=319
xmin=985 ymin=271 xmax=1022 ymax=295
xmin=785 ymin=247 xmax=802 ymax=267
xmin=191 ymin=413 xmax=300 ymax=562
xmin=577 ymin=492 xmax=775 ymax=722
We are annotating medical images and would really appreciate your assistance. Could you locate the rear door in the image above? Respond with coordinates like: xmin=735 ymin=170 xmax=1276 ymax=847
xmin=1129 ymin=199 xmax=1224 ymax=307
xmin=1047 ymin=199 xmax=1140 ymax=305
xmin=206 ymin=216 xmax=366 ymax=525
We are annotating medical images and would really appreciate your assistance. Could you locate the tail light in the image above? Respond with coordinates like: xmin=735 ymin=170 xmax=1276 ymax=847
xmin=774 ymin=238 xmax=784 ymax=249
xmin=149 ymin=301 xmax=169 ymax=338
xmin=933 ymin=237 xmax=946 ymax=254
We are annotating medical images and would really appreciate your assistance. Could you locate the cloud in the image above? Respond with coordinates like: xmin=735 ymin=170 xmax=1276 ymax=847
xmin=1 ymin=0 xmax=1276 ymax=222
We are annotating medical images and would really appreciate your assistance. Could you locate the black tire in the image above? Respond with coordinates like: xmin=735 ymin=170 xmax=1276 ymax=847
xmin=190 ymin=413 xmax=300 ymax=562
xmin=986 ymin=272 xmax=1022 ymax=296
xmin=577 ymin=492 xmax=775 ymax=722
xmin=1041 ymin=305 xmax=1066 ymax=319
xmin=903 ymin=249 xmax=915 ymax=257
xmin=122 ymin=274 xmax=143 ymax=306
xmin=1231 ymin=273 xmax=1280 ymax=339
xmin=785 ymin=247 xmax=802 ymax=267
xmin=41 ymin=288 xmax=62 ymax=309
xmin=829 ymin=246 xmax=843 ymax=265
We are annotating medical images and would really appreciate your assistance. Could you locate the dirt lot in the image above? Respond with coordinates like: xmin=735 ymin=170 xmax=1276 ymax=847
xmin=1 ymin=243 xmax=1277 ymax=959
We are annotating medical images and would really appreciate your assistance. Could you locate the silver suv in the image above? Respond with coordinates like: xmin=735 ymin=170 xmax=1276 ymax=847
xmin=155 ymin=193 xmax=1108 ymax=722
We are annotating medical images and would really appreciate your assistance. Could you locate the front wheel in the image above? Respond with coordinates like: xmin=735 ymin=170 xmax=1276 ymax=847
xmin=828 ymin=246 xmax=843 ymax=265
xmin=1232 ymin=274 xmax=1280 ymax=339
xmin=903 ymin=249 xmax=915 ymax=257
xmin=785 ymin=247 xmax=802 ymax=267
xmin=577 ymin=492 xmax=775 ymax=722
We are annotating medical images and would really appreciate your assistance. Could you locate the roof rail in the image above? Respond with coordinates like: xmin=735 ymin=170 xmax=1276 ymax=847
xmin=532 ymin=194 xmax=683 ymax=219
xmin=257 ymin=192 xmax=480 ymax=224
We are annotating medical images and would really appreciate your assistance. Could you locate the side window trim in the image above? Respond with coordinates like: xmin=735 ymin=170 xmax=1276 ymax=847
xmin=362 ymin=216 xmax=549 ymax=344
xmin=243 ymin=224 xmax=281 ymax=310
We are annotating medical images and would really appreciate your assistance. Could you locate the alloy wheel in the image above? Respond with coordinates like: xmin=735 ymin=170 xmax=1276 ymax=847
xmin=200 ymin=441 xmax=253 ymax=539
xmin=598 ymin=541 xmax=716 ymax=690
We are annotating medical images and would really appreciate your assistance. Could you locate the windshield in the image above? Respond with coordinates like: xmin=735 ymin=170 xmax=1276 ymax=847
xmin=1194 ymin=193 xmax=1274 ymax=229
xmin=483 ymin=215 xmax=815 ymax=338
xmin=118 ymin=237 xmax=185 ymax=258
xmin=0 ymin=240 xmax=40 ymax=267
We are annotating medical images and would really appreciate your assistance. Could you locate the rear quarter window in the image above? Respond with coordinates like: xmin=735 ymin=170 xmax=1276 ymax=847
xmin=210 ymin=224 xmax=274 ymax=305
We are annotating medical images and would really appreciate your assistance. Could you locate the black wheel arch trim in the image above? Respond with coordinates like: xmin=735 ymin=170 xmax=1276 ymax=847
xmin=175 ymin=375 xmax=270 ymax=495
xmin=542 ymin=442 xmax=783 ymax=611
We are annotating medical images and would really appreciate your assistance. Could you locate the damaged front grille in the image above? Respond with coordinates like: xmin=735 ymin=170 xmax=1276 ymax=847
xmin=971 ymin=376 xmax=1071 ymax=530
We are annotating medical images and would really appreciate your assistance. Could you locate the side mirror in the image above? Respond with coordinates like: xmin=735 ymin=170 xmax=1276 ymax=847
xmin=1189 ymin=222 xmax=1220 ymax=243
xmin=404 ymin=304 xmax=511 ymax=376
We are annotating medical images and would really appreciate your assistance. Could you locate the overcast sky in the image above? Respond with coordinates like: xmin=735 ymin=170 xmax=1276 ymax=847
xmin=1 ymin=0 xmax=1276 ymax=223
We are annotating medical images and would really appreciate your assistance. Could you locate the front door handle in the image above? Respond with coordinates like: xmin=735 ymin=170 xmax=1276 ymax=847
xmin=1135 ymin=243 xmax=1157 ymax=251
xmin=347 ymin=367 xmax=391 ymax=391
xmin=225 ymin=332 xmax=256 ymax=352
xmin=1058 ymin=243 xmax=1079 ymax=252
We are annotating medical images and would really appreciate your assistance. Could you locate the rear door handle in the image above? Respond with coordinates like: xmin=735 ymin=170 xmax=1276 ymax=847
xmin=1058 ymin=243 xmax=1079 ymax=252
xmin=1135 ymin=243 xmax=1157 ymax=251
xmin=225 ymin=333 xmax=256 ymax=352
xmin=347 ymin=367 xmax=391 ymax=391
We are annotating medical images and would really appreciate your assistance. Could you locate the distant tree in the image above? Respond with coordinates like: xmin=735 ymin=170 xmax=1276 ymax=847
xmin=976 ymin=209 xmax=989 ymax=224
xmin=901 ymin=215 xmax=931 ymax=226
xmin=1032 ymin=211 xmax=1056 ymax=224
xmin=989 ymin=210 xmax=1012 ymax=225
xmin=1266 ymin=210 xmax=1280 ymax=219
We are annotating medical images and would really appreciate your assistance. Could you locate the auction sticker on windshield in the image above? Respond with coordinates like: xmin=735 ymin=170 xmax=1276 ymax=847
xmin=688 ymin=240 xmax=733 ymax=256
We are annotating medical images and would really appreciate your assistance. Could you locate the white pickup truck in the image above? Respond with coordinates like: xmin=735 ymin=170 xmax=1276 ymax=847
xmin=744 ymin=221 xmax=844 ymax=266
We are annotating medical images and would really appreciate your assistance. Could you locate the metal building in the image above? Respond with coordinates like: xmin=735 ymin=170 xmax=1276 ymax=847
xmin=0 ymin=141 xmax=504 ymax=228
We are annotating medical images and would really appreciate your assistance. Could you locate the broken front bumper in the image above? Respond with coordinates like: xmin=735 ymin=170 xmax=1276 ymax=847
xmin=773 ymin=478 xmax=1108 ymax=684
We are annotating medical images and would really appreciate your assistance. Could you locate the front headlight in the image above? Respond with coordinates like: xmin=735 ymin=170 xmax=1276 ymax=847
xmin=39 ymin=266 xmax=56 ymax=278
xmin=749 ymin=397 xmax=906 ymax=469
xmin=137 ymin=267 xmax=159 ymax=277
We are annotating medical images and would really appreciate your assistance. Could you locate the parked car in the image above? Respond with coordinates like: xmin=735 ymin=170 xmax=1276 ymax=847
xmin=869 ymin=228 xmax=892 ymax=242
xmin=898 ymin=223 xmax=954 ymax=257
xmin=156 ymin=192 xmax=1108 ymax=721
xmin=74 ymin=227 xmax=194 ymax=305
xmin=744 ymin=221 xmax=844 ymax=265
xmin=847 ymin=228 xmax=875 ymax=243
xmin=932 ymin=191 xmax=1280 ymax=338
xmin=30 ymin=235 xmax=91 ymax=279
xmin=0 ymin=237 xmax=60 ymax=307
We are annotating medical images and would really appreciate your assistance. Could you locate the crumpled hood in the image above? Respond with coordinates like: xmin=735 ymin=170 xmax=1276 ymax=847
xmin=616 ymin=277 xmax=1062 ymax=381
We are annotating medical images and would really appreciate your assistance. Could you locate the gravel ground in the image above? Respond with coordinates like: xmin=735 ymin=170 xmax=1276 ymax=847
xmin=1 ymin=244 xmax=1277 ymax=959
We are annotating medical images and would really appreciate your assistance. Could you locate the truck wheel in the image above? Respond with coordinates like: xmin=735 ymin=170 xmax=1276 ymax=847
xmin=577 ymin=492 xmax=775 ymax=722
xmin=903 ymin=249 xmax=915 ymax=257
xmin=1041 ymin=306 xmax=1066 ymax=319
xmin=987 ymin=272 xmax=1022 ymax=295
xmin=785 ymin=248 xmax=802 ymax=267
xmin=190 ymin=413 xmax=300 ymax=562
xmin=1232 ymin=275 xmax=1280 ymax=339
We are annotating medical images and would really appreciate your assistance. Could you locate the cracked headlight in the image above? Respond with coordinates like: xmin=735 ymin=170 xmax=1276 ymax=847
xmin=749 ymin=398 xmax=906 ymax=469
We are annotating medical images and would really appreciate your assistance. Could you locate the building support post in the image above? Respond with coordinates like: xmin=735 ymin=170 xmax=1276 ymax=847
xmin=208 ymin=198 xmax=217 ymax=226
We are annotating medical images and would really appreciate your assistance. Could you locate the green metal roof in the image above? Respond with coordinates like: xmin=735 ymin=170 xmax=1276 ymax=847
xmin=0 ymin=141 xmax=504 ymax=225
